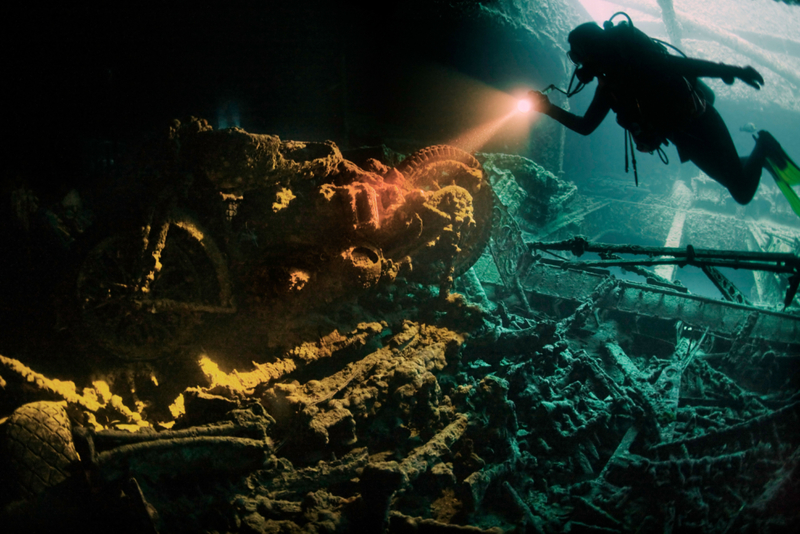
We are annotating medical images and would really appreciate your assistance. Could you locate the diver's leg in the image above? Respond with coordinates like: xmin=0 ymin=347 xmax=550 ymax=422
xmin=741 ymin=136 xmax=769 ymax=189
xmin=676 ymin=106 xmax=761 ymax=205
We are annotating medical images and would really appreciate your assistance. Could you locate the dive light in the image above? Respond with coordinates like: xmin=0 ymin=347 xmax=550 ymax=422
xmin=518 ymin=85 xmax=554 ymax=113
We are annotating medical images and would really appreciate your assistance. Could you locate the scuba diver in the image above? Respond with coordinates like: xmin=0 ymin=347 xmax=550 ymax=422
xmin=530 ymin=16 xmax=800 ymax=216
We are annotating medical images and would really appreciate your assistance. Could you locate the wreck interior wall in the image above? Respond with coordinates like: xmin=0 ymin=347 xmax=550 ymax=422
xmin=1 ymin=2 xmax=799 ymax=533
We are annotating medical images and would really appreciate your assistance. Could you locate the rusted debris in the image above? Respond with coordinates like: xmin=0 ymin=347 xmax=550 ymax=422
xmin=529 ymin=236 xmax=800 ymax=308
xmin=1 ymin=128 xmax=799 ymax=533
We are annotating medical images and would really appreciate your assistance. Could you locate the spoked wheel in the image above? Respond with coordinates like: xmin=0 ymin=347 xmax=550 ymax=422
xmin=396 ymin=145 xmax=493 ymax=280
xmin=76 ymin=220 xmax=231 ymax=360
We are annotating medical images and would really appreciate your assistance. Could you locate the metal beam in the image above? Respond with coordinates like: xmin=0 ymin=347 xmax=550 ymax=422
xmin=512 ymin=259 xmax=800 ymax=345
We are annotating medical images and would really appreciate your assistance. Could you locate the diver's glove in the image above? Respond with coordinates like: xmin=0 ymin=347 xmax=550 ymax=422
xmin=739 ymin=66 xmax=764 ymax=89
xmin=528 ymin=90 xmax=553 ymax=114
xmin=722 ymin=65 xmax=764 ymax=89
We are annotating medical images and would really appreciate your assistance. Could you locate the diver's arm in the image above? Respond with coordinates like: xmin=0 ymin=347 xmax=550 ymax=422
xmin=663 ymin=56 xmax=764 ymax=89
xmin=530 ymin=88 xmax=611 ymax=135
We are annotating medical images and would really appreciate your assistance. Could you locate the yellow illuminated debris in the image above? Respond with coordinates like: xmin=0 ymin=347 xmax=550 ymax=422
xmin=85 ymin=412 xmax=104 ymax=432
xmin=199 ymin=355 xmax=223 ymax=387
xmin=273 ymin=187 xmax=296 ymax=212
xmin=198 ymin=354 xmax=295 ymax=394
xmin=288 ymin=269 xmax=310 ymax=291
xmin=92 ymin=380 xmax=113 ymax=403
xmin=169 ymin=393 xmax=186 ymax=419
xmin=198 ymin=355 xmax=245 ymax=390
xmin=0 ymin=354 xmax=101 ymax=412
xmin=174 ymin=219 xmax=205 ymax=242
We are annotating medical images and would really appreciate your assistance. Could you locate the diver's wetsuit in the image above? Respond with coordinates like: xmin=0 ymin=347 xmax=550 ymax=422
xmin=538 ymin=24 xmax=766 ymax=204
xmin=670 ymin=104 xmax=762 ymax=204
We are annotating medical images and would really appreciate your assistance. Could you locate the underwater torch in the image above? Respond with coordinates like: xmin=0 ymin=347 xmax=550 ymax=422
xmin=517 ymin=85 xmax=556 ymax=114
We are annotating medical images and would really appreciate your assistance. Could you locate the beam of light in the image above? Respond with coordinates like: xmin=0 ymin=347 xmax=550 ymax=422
xmin=446 ymin=108 xmax=521 ymax=154
xmin=395 ymin=63 xmax=539 ymax=154
xmin=445 ymin=91 xmax=538 ymax=154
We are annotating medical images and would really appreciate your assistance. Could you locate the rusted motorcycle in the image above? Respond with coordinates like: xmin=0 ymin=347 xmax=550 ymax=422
xmin=74 ymin=120 xmax=493 ymax=360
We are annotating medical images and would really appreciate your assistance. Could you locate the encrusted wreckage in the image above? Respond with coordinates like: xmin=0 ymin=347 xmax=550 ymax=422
xmin=69 ymin=118 xmax=492 ymax=361
xmin=1 ymin=122 xmax=799 ymax=533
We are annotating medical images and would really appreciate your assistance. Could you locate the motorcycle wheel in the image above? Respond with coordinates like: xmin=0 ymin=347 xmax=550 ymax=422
xmin=76 ymin=223 xmax=222 ymax=361
xmin=395 ymin=145 xmax=493 ymax=280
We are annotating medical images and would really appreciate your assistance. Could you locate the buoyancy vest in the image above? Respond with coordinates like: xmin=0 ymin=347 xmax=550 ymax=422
xmin=601 ymin=23 xmax=707 ymax=153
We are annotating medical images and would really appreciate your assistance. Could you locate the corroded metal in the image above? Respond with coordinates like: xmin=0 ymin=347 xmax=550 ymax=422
xmin=73 ymin=123 xmax=493 ymax=360
xmin=515 ymin=258 xmax=800 ymax=344
xmin=529 ymin=236 xmax=800 ymax=308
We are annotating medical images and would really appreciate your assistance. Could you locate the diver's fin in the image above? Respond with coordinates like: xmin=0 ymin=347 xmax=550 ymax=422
xmin=767 ymin=151 xmax=800 ymax=186
xmin=757 ymin=131 xmax=800 ymax=218
xmin=772 ymin=173 xmax=800 ymax=218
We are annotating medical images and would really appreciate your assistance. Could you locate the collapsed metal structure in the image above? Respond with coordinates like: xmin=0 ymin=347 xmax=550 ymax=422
xmin=529 ymin=237 xmax=800 ymax=308
xmin=1 ymin=134 xmax=798 ymax=533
